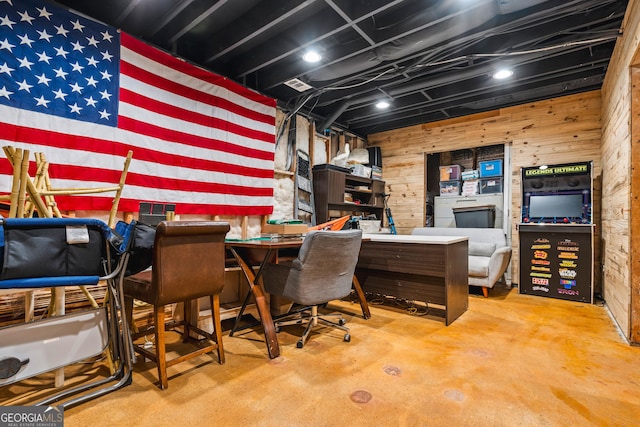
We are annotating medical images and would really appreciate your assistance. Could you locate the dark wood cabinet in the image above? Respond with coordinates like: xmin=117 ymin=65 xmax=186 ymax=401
xmin=356 ymin=235 xmax=469 ymax=325
xmin=312 ymin=168 xmax=385 ymax=224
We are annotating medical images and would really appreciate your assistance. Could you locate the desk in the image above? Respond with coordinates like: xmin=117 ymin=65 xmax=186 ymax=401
xmin=356 ymin=234 xmax=468 ymax=325
xmin=226 ymin=238 xmax=371 ymax=359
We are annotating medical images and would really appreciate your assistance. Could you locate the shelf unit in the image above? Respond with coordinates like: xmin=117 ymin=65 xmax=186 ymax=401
xmin=312 ymin=167 xmax=385 ymax=224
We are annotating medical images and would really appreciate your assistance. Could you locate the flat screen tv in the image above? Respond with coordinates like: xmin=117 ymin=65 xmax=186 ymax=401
xmin=528 ymin=194 xmax=584 ymax=219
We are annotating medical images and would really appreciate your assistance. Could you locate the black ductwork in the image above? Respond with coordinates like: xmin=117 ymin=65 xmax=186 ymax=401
xmin=317 ymin=0 xmax=612 ymax=130
xmin=307 ymin=0 xmax=549 ymax=83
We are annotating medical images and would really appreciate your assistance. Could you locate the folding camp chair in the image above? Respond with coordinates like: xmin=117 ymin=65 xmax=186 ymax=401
xmin=0 ymin=147 xmax=134 ymax=384
xmin=1 ymin=145 xmax=134 ymax=297
xmin=0 ymin=217 xmax=136 ymax=408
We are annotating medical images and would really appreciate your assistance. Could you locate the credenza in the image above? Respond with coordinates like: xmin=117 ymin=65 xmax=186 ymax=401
xmin=355 ymin=234 xmax=469 ymax=325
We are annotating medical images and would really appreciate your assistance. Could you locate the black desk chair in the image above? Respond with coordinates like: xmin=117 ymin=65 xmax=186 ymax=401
xmin=262 ymin=229 xmax=362 ymax=348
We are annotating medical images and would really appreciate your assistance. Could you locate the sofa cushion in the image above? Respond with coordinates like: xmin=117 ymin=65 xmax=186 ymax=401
xmin=469 ymin=255 xmax=490 ymax=277
xmin=468 ymin=241 xmax=496 ymax=257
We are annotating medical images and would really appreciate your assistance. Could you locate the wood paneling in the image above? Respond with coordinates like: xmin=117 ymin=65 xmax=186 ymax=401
xmin=368 ymin=91 xmax=603 ymax=297
xmin=631 ymin=67 xmax=640 ymax=344
xmin=600 ymin=0 xmax=640 ymax=342
xmin=367 ymin=0 xmax=640 ymax=342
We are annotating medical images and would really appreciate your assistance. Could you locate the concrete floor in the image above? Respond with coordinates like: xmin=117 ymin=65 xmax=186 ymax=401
xmin=2 ymin=285 xmax=640 ymax=426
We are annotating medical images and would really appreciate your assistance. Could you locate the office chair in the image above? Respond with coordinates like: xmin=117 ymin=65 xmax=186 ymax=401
xmin=262 ymin=229 xmax=362 ymax=348
xmin=123 ymin=221 xmax=229 ymax=389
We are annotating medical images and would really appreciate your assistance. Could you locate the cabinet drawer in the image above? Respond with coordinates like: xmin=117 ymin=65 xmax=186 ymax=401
xmin=358 ymin=241 xmax=447 ymax=277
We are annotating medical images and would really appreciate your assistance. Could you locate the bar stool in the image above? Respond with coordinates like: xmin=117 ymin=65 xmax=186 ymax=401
xmin=123 ymin=221 xmax=230 ymax=389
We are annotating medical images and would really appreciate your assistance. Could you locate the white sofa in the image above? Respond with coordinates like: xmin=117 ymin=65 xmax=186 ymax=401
xmin=411 ymin=227 xmax=512 ymax=297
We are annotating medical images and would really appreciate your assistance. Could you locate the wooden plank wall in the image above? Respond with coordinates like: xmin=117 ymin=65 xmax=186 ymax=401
xmin=600 ymin=0 xmax=640 ymax=342
xmin=629 ymin=67 xmax=639 ymax=344
xmin=367 ymin=91 xmax=603 ymax=296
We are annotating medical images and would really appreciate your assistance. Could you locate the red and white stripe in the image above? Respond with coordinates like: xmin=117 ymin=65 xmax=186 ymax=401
xmin=0 ymin=31 xmax=276 ymax=216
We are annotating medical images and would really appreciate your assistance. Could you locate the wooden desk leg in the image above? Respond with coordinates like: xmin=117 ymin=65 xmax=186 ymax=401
xmin=229 ymin=248 xmax=280 ymax=359
xmin=351 ymin=275 xmax=370 ymax=320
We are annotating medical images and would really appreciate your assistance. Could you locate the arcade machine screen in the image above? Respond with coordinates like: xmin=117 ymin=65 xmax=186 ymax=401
xmin=527 ymin=193 xmax=584 ymax=222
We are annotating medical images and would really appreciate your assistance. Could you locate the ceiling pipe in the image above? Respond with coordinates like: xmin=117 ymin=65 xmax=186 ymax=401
xmin=307 ymin=0 xmax=495 ymax=82
xmin=309 ymin=0 xmax=610 ymax=101
xmin=307 ymin=0 xmax=551 ymax=83
xmin=497 ymin=0 xmax=549 ymax=14
xmin=319 ymin=63 xmax=493 ymax=131
xmin=347 ymin=63 xmax=609 ymax=130
xmin=319 ymin=101 xmax=350 ymax=132
xmin=317 ymin=41 xmax=600 ymax=131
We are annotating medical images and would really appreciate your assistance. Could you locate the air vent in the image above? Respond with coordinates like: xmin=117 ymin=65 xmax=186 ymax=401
xmin=284 ymin=78 xmax=313 ymax=92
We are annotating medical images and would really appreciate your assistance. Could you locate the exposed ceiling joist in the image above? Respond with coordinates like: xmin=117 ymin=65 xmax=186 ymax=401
xmin=53 ymin=0 xmax=628 ymax=136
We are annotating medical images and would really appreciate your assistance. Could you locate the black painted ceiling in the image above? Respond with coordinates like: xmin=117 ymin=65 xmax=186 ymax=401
xmin=52 ymin=0 xmax=628 ymax=137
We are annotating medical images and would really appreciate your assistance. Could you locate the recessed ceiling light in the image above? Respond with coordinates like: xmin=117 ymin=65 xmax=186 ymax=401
xmin=375 ymin=101 xmax=390 ymax=109
xmin=493 ymin=69 xmax=514 ymax=80
xmin=302 ymin=50 xmax=322 ymax=63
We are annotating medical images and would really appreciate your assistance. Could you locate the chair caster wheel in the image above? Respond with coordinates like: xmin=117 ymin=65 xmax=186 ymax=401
xmin=344 ymin=334 xmax=351 ymax=342
xmin=338 ymin=318 xmax=346 ymax=326
xmin=296 ymin=340 xmax=304 ymax=348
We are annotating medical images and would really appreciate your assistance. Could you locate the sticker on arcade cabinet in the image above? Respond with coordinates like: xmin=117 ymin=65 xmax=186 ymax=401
xmin=557 ymin=278 xmax=579 ymax=295
xmin=531 ymin=244 xmax=551 ymax=249
xmin=558 ymin=238 xmax=579 ymax=245
xmin=531 ymin=266 xmax=551 ymax=272
xmin=557 ymin=239 xmax=579 ymax=250
xmin=534 ymin=250 xmax=548 ymax=259
xmin=532 ymin=275 xmax=550 ymax=291
xmin=558 ymin=252 xmax=578 ymax=259
xmin=530 ymin=272 xmax=552 ymax=278
xmin=559 ymin=268 xmax=577 ymax=279
xmin=559 ymin=260 xmax=577 ymax=268
xmin=523 ymin=163 xmax=589 ymax=177
xmin=532 ymin=286 xmax=550 ymax=292
xmin=531 ymin=259 xmax=551 ymax=266
xmin=532 ymin=277 xmax=549 ymax=286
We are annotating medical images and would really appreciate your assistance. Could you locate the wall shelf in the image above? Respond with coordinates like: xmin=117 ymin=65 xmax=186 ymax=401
xmin=312 ymin=167 xmax=385 ymax=224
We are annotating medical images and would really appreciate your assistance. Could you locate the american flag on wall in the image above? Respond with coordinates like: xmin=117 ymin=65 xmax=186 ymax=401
xmin=0 ymin=0 xmax=276 ymax=216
